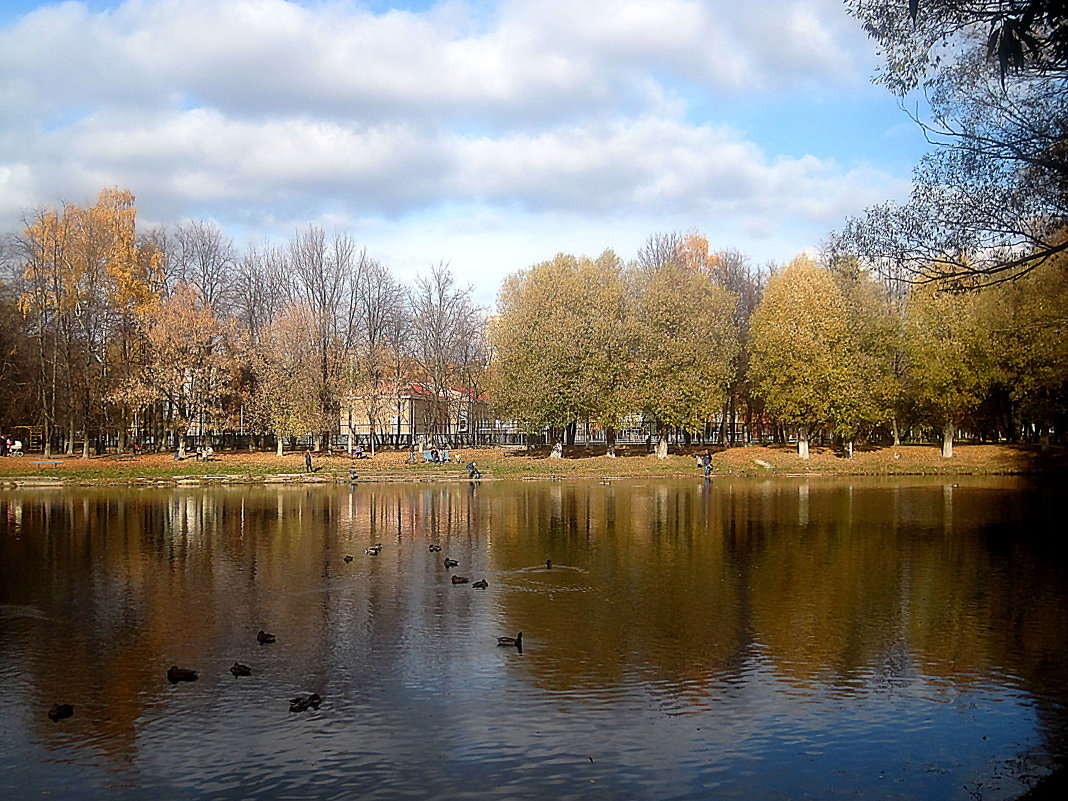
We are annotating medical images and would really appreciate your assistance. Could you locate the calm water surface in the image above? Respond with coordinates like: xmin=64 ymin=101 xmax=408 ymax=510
xmin=1 ymin=476 xmax=1066 ymax=800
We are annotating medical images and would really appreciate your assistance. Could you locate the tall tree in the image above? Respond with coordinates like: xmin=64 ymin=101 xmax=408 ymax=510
xmin=748 ymin=256 xmax=851 ymax=459
xmin=350 ymin=257 xmax=406 ymax=454
xmin=232 ymin=241 xmax=288 ymax=344
xmin=409 ymin=263 xmax=481 ymax=447
xmin=490 ymin=252 xmax=631 ymax=456
xmin=972 ymin=251 xmax=1068 ymax=447
xmin=631 ymin=253 xmax=739 ymax=458
xmin=678 ymin=233 xmax=764 ymax=444
xmin=904 ymin=283 xmax=991 ymax=457
xmin=170 ymin=220 xmax=236 ymax=313
xmin=286 ymin=226 xmax=365 ymax=450
xmin=829 ymin=257 xmax=904 ymax=454
xmin=250 ymin=303 xmax=323 ymax=455
xmin=138 ymin=282 xmax=226 ymax=456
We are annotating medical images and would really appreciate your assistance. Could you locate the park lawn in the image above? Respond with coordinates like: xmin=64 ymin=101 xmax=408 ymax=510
xmin=0 ymin=443 xmax=1064 ymax=485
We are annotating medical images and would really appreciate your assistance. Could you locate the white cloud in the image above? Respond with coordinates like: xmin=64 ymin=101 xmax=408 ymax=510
xmin=0 ymin=0 xmax=913 ymax=287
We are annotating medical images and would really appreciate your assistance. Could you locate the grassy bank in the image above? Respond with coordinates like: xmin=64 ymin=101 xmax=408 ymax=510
xmin=1 ymin=443 xmax=1064 ymax=486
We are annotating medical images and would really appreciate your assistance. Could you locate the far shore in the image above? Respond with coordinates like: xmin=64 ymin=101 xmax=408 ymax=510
xmin=1 ymin=443 xmax=1064 ymax=487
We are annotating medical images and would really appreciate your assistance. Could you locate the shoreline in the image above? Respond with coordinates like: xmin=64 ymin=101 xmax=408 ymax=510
xmin=1 ymin=443 xmax=1064 ymax=488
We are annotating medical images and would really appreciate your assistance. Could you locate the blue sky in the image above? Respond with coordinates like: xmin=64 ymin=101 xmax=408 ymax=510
xmin=0 ymin=0 xmax=928 ymax=304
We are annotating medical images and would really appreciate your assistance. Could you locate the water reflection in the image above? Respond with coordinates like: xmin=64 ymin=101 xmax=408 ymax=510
xmin=1 ymin=477 xmax=1066 ymax=800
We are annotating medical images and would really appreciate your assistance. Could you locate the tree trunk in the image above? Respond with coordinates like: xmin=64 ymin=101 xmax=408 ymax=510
xmin=1040 ymin=427 xmax=1051 ymax=454
xmin=550 ymin=439 xmax=563 ymax=459
xmin=276 ymin=434 xmax=284 ymax=457
xmin=892 ymin=416 xmax=901 ymax=447
xmin=844 ymin=438 xmax=853 ymax=459
xmin=655 ymin=425 xmax=668 ymax=459
xmin=606 ymin=426 xmax=616 ymax=458
xmin=797 ymin=424 xmax=810 ymax=460
xmin=941 ymin=420 xmax=956 ymax=458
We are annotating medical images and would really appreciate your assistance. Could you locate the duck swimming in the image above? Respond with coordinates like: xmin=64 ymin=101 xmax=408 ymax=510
xmin=48 ymin=703 xmax=74 ymax=722
xmin=451 ymin=575 xmax=470 ymax=584
xmin=257 ymin=630 xmax=276 ymax=644
xmin=365 ymin=544 xmax=382 ymax=555
xmin=289 ymin=693 xmax=322 ymax=713
xmin=428 ymin=544 xmax=442 ymax=552
xmin=343 ymin=555 xmax=353 ymax=563
xmin=472 ymin=579 xmax=488 ymax=589
xmin=167 ymin=666 xmax=199 ymax=683
xmin=443 ymin=558 xmax=458 ymax=568
xmin=496 ymin=632 xmax=523 ymax=648
xmin=230 ymin=662 xmax=252 ymax=677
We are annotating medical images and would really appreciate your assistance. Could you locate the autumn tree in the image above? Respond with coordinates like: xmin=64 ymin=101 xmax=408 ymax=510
xmin=904 ymin=283 xmax=991 ymax=457
xmin=14 ymin=188 xmax=161 ymax=455
xmin=0 ymin=274 xmax=36 ymax=432
xmin=971 ymin=251 xmax=1068 ymax=447
xmin=249 ymin=303 xmax=323 ymax=455
xmin=631 ymin=250 xmax=739 ymax=458
xmin=828 ymin=257 xmax=904 ymax=454
xmin=678 ymin=232 xmax=764 ymax=444
xmin=748 ymin=256 xmax=852 ymax=459
xmin=136 ymin=282 xmax=226 ymax=456
xmin=14 ymin=205 xmax=70 ymax=456
xmin=490 ymin=252 xmax=631 ymax=456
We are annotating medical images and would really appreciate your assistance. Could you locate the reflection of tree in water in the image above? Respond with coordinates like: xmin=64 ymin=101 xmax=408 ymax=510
xmin=485 ymin=481 xmax=749 ymax=700
xmin=2 ymin=478 xmax=1067 ymax=770
xmin=484 ymin=478 xmax=1068 ymax=758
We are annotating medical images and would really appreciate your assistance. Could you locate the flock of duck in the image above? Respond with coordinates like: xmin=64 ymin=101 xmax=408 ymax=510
xmin=47 ymin=540 xmax=529 ymax=723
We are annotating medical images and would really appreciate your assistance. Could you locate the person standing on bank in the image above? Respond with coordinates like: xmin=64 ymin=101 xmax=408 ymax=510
xmin=305 ymin=449 xmax=313 ymax=473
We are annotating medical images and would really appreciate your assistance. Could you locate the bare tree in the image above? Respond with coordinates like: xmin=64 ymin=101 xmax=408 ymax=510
xmin=286 ymin=225 xmax=367 ymax=450
xmin=636 ymin=231 xmax=683 ymax=272
xmin=170 ymin=220 xmax=236 ymax=312
xmin=233 ymin=241 xmax=288 ymax=343
xmin=408 ymin=263 xmax=482 ymax=447
xmin=350 ymin=258 xmax=406 ymax=454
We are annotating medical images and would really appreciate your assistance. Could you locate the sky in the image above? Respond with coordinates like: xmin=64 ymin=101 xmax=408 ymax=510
xmin=0 ymin=0 xmax=928 ymax=306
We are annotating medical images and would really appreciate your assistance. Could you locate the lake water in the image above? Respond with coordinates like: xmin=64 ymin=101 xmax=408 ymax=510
xmin=1 ymin=476 xmax=1066 ymax=800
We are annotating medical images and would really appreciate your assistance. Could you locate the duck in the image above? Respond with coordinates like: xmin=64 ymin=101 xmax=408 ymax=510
xmin=443 ymin=558 xmax=459 ymax=568
xmin=257 ymin=630 xmax=276 ymax=644
xmin=428 ymin=544 xmax=442 ymax=552
xmin=600 ymin=477 xmax=611 ymax=485
xmin=229 ymin=662 xmax=252 ymax=677
xmin=451 ymin=575 xmax=470 ymax=584
xmin=343 ymin=555 xmax=353 ymax=563
xmin=48 ymin=703 xmax=74 ymax=722
xmin=289 ymin=693 xmax=322 ymax=713
xmin=167 ymin=665 xmax=199 ymax=683
xmin=365 ymin=544 xmax=382 ymax=555
xmin=496 ymin=632 xmax=523 ymax=649
xmin=472 ymin=579 xmax=488 ymax=589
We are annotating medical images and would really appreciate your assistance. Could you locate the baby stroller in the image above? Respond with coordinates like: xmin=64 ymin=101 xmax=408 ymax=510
xmin=9 ymin=439 xmax=23 ymax=456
